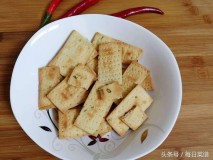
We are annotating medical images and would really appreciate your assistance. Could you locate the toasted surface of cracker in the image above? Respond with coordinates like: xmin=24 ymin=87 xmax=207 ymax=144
xmin=107 ymin=85 xmax=152 ymax=136
xmin=120 ymin=106 xmax=148 ymax=131
xmin=48 ymin=30 xmax=97 ymax=76
xmin=68 ymin=64 xmax=96 ymax=90
xmin=98 ymin=43 xmax=122 ymax=85
xmin=47 ymin=77 xmax=88 ymax=113
xmin=39 ymin=66 xmax=62 ymax=110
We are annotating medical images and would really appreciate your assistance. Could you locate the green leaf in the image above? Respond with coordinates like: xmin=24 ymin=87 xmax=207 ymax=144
xmin=141 ymin=129 xmax=148 ymax=143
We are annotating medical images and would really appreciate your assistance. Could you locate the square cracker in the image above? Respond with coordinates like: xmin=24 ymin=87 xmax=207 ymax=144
xmin=141 ymin=73 xmax=154 ymax=90
xmin=120 ymin=106 xmax=148 ymax=131
xmin=68 ymin=64 xmax=97 ymax=90
xmin=114 ymin=61 xmax=149 ymax=104
xmin=39 ymin=66 xmax=62 ymax=110
xmin=92 ymin=32 xmax=143 ymax=64
xmin=107 ymin=85 xmax=153 ymax=136
xmin=59 ymin=109 xmax=112 ymax=138
xmin=74 ymin=81 xmax=120 ymax=134
xmin=98 ymin=43 xmax=122 ymax=85
xmin=48 ymin=30 xmax=97 ymax=76
xmin=122 ymin=61 xmax=149 ymax=97
xmin=47 ymin=77 xmax=88 ymax=113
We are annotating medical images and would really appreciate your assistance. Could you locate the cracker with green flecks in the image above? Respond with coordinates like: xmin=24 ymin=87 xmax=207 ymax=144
xmin=74 ymin=81 xmax=121 ymax=135
xmin=68 ymin=64 xmax=96 ymax=90
xmin=120 ymin=106 xmax=148 ymax=131
xmin=74 ymin=81 xmax=111 ymax=134
xmin=38 ymin=31 xmax=155 ymax=139
xmin=107 ymin=85 xmax=153 ymax=136
xmin=98 ymin=43 xmax=122 ymax=85
xmin=39 ymin=66 xmax=62 ymax=110
xmin=48 ymin=30 xmax=97 ymax=76
xmin=47 ymin=76 xmax=88 ymax=113
xmin=98 ymin=82 xmax=123 ymax=101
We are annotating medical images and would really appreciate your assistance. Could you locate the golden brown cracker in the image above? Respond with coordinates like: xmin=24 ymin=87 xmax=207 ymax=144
xmin=48 ymin=30 xmax=97 ymax=76
xmin=39 ymin=66 xmax=62 ymax=110
xmin=74 ymin=81 xmax=114 ymax=134
xmin=98 ymin=43 xmax=122 ymax=85
xmin=68 ymin=64 xmax=96 ymax=90
xmin=47 ymin=77 xmax=88 ymax=113
xmin=59 ymin=109 xmax=88 ymax=138
xmin=122 ymin=61 xmax=149 ymax=97
xmin=107 ymin=85 xmax=152 ymax=136
xmin=120 ymin=106 xmax=148 ymax=131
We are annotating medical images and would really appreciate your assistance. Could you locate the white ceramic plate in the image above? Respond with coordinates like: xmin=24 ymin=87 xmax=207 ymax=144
xmin=10 ymin=14 xmax=182 ymax=160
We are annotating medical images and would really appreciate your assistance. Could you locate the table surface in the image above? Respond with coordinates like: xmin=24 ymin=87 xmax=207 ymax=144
xmin=0 ymin=0 xmax=213 ymax=159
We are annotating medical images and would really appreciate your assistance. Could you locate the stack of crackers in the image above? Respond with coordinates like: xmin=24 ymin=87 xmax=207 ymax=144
xmin=39 ymin=30 xmax=154 ymax=138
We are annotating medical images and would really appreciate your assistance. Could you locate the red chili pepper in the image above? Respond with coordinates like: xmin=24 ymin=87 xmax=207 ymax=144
xmin=41 ymin=0 xmax=62 ymax=27
xmin=110 ymin=7 xmax=164 ymax=19
xmin=60 ymin=0 xmax=100 ymax=19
